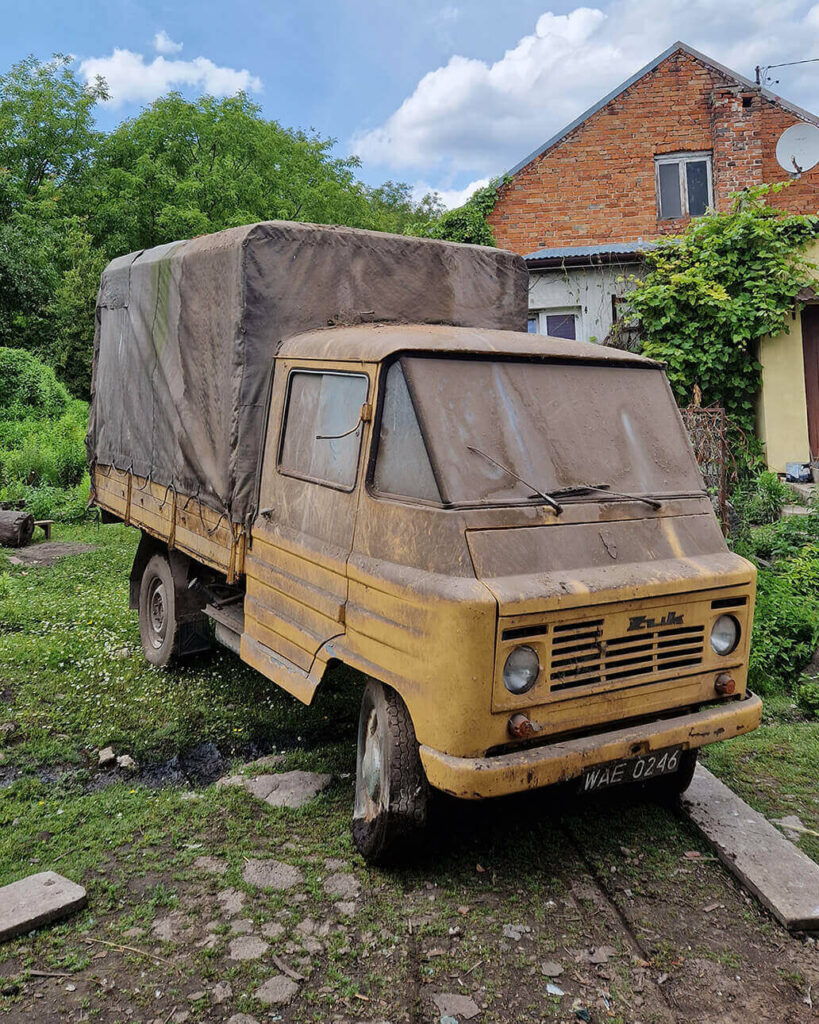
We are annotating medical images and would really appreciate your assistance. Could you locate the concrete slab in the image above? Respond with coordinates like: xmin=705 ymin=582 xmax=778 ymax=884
xmin=0 ymin=871 xmax=87 ymax=942
xmin=681 ymin=766 xmax=819 ymax=932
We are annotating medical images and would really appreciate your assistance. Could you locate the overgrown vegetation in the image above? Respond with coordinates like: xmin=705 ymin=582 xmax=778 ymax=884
xmin=410 ymin=178 xmax=504 ymax=246
xmin=628 ymin=185 xmax=819 ymax=433
xmin=0 ymin=346 xmax=90 ymax=520
xmin=732 ymin=499 xmax=819 ymax=696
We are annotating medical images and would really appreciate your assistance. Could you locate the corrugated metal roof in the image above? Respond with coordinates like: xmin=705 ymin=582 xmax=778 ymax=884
xmin=505 ymin=41 xmax=819 ymax=180
xmin=524 ymin=241 xmax=658 ymax=262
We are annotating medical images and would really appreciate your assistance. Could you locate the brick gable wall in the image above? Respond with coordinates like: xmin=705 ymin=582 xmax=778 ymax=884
xmin=489 ymin=50 xmax=819 ymax=255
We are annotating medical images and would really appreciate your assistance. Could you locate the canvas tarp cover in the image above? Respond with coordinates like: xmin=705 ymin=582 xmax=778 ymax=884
xmin=87 ymin=220 xmax=527 ymax=524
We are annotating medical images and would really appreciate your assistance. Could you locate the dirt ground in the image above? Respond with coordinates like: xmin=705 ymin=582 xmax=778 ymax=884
xmin=1 ymin=782 xmax=818 ymax=1024
xmin=1 ymin=528 xmax=818 ymax=1023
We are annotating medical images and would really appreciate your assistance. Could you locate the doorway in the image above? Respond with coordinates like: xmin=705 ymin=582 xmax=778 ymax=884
xmin=802 ymin=305 xmax=819 ymax=460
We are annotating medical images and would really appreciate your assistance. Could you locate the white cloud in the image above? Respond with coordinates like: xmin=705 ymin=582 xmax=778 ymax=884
xmin=153 ymin=30 xmax=183 ymax=56
xmin=413 ymin=176 xmax=489 ymax=209
xmin=79 ymin=48 xmax=262 ymax=107
xmin=352 ymin=0 xmax=819 ymax=183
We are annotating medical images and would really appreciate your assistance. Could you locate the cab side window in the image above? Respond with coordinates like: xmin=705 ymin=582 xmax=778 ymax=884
xmin=278 ymin=370 xmax=369 ymax=490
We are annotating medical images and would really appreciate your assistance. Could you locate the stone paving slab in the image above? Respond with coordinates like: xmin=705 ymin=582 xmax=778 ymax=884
xmin=681 ymin=765 xmax=819 ymax=932
xmin=0 ymin=871 xmax=87 ymax=942
xmin=217 ymin=768 xmax=331 ymax=808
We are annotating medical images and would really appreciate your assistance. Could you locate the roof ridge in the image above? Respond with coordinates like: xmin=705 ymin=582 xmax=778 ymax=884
xmin=504 ymin=41 xmax=819 ymax=180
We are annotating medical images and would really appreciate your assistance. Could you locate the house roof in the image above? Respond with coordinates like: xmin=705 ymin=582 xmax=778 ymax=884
xmin=524 ymin=241 xmax=659 ymax=267
xmin=505 ymin=41 xmax=819 ymax=180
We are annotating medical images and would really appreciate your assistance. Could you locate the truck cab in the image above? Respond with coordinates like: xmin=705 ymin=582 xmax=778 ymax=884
xmin=232 ymin=323 xmax=760 ymax=860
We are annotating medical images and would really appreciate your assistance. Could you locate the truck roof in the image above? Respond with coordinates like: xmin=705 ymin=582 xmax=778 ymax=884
xmin=278 ymin=323 xmax=663 ymax=367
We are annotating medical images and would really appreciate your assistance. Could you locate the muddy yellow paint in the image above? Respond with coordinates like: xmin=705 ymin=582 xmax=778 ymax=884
xmin=93 ymin=329 xmax=761 ymax=803
xmin=420 ymin=692 xmax=763 ymax=798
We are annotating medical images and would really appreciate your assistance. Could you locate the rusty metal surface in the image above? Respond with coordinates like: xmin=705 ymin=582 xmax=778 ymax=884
xmin=276 ymin=322 xmax=664 ymax=367
xmin=241 ymin=358 xmax=375 ymax=697
xmin=419 ymin=692 xmax=763 ymax=799
xmin=680 ymin=403 xmax=730 ymax=532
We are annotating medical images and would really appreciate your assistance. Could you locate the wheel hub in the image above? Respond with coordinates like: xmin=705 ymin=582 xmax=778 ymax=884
xmin=361 ymin=710 xmax=382 ymax=803
xmin=147 ymin=578 xmax=167 ymax=648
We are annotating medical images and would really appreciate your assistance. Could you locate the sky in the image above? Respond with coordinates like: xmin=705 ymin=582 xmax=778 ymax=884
xmin=3 ymin=0 xmax=819 ymax=207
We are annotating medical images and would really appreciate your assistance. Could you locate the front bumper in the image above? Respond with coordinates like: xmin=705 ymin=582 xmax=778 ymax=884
xmin=419 ymin=692 xmax=762 ymax=799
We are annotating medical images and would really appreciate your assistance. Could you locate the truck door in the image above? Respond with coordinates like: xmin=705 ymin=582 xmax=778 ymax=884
xmin=240 ymin=361 xmax=372 ymax=703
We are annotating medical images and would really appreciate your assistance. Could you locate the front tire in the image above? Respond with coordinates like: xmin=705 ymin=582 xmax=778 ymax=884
xmin=648 ymin=748 xmax=698 ymax=803
xmin=352 ymin=680 xmax=428 ymax=864
xmin=138 ymin=553 xmax=181 ymax=667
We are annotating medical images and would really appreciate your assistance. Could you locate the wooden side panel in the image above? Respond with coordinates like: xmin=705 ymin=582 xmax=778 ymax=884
xmin=92 ymin=466 xmax=245 ymax=580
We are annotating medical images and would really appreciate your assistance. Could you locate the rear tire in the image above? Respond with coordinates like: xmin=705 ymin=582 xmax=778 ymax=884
xmin=352 ymin=680 xmax=428 ymax=865
xmin=138 ymin=553 xmax=181 ymax=667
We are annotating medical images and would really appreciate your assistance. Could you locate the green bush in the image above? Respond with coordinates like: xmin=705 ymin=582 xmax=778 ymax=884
xmin=0 ymin=399 xmax=87 ymax=487
xmin=731 ymin=470 xmax=792 ymax=527
xmin=0 ymin=347 xmax=91 ymax=520
xmin=734 ymin=508 xmax=819 ymax=561
xmin=796 ymin=678 xmax=819 ymax=717
xmin=0 ymin=476 xmax=91 ymax=522
xmin=0 ymin=347 xmax=71 ymax=419
xmin=749 ymin=567 xmax=819 ymax=692
xmin=736 ymin=512 xmax=819 ymax=693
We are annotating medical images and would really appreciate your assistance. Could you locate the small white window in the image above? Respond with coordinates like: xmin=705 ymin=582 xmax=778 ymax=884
xmin=655 ymin=152 xmax=713 ymax=219
xmin=528 ymin=308 xmax=580 ymax=340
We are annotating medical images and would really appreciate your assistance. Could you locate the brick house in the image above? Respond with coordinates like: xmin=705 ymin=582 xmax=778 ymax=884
xmin=489 ymin=41 xmax=819 ymax=470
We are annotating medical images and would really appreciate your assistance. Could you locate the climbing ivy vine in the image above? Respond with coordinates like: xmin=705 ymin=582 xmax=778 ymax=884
xmin=627 ymin=184 xmax=819 ymax=434
xmin=411 ymin=178 xmax=506 ymax=246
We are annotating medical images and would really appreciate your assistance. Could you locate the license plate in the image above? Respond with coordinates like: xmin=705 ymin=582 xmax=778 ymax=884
xmin=578 ymin=746 xmax=684 ymax=793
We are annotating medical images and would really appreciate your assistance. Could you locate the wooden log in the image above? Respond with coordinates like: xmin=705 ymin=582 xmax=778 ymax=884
xmin=0 ymin=510 xmax=35 ymax=548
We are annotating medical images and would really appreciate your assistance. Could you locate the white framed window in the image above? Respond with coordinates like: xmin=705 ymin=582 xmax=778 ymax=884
xmin=655 ymin=151 xmax=713 ymax=220
xmin=527 ymin=307 xmax=581 ymax=340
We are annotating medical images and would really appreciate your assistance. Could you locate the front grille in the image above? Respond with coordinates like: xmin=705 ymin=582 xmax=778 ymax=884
xmin=548 ymin=618 xmax=705 ymax=692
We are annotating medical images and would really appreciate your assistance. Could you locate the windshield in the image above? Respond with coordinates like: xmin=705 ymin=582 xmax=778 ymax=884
xmin=372 ymin=356 xmax=703 ymax=506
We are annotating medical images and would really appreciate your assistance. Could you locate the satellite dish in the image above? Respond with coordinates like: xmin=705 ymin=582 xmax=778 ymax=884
xmin=776 ymin=123 xmax=819 ymax=175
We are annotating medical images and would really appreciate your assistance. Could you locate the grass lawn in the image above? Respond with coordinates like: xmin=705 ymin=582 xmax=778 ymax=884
xmin=1 ymin=523 xmax=817 ymax=1023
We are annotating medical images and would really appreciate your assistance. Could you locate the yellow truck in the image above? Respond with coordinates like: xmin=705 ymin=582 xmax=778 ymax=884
xmin=88 ymin=221 xmax=761 ymax=862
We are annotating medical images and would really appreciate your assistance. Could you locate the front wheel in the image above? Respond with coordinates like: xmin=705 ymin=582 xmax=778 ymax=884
xmin=352 ymin=681 xmax=428 ymax=865
xmin=647 ymin=748 xmax=698 ymax=803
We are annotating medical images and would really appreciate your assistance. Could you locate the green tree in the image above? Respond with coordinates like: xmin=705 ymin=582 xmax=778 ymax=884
xmin=49 ymin=217 xmax=107 ymax=396
xmin=84 ymin=92 xmax=432 ymax=256
xmin=0 ymin=54 xmax=106 ymax=215
xmin=0 ymin=56 xmax=107 ymax=387
xmin=626 ymin=185 xmax=819 ymax=432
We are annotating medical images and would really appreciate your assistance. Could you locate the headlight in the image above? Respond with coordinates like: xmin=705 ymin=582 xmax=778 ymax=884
xmin=503 ymin=645 xmax=540 ymax=694
xmin=710 ymin=615 xmax=739 ymax=656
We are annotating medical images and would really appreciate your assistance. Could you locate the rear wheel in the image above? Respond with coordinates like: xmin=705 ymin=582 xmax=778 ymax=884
xmin=138 ymin=553 xmax=181 ymax=667
xmin=352 ymin=680 xmax=428 ymax=864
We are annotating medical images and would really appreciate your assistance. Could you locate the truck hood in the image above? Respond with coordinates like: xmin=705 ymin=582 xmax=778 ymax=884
xmin=466 ymin=513 xmax=754 ymax=615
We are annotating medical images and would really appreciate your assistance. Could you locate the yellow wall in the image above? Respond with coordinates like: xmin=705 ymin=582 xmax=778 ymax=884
xmin=756 ymin=240 xmax=818 ymax=472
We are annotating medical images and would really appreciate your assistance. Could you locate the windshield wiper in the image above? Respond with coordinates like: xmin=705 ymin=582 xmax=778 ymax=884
xmin=551 ymin=483 xmax=662 ymax=510
xmin=466 ymin=445 xmax=563 ymax=514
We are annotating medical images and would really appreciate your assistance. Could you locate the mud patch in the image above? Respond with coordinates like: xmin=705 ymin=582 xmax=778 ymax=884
xmin=6 ymin=542 xmax=96 ymax=567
